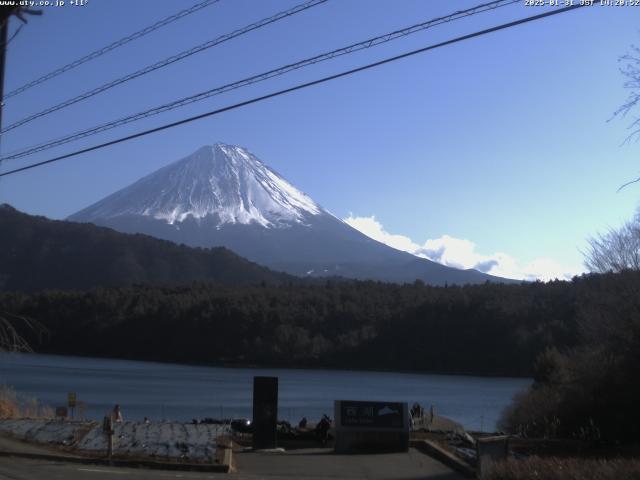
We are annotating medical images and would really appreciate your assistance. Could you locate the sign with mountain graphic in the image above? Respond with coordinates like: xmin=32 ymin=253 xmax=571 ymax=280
xmin=339 ymin=400 xmax=405 ymax=429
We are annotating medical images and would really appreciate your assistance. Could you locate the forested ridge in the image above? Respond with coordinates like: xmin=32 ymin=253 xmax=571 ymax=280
xmin=4 ymin=271 xmax=629 ymax=377
xmin=0 ymin=204 xmax=291 ymax=291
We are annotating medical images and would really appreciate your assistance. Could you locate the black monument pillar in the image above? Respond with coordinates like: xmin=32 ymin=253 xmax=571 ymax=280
xmin=252 ymin=376 xmax=278 ymax=449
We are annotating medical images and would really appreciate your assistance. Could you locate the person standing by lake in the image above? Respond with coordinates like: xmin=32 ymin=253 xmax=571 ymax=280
xmin=113 ymin=404 xmax=123 ymax=422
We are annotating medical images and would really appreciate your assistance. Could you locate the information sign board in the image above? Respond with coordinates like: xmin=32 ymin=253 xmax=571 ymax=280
xmin=334 ymin=400 xmax=409 ymax=453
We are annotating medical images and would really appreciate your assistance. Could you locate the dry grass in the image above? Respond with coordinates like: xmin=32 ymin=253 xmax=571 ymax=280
xmin=0 ymin=385 xmax=53 ymax=419
xmin=0 ymin=386 xmax=20 ymax=418
xmin=487 ymin=456 xmax=640 ymax=480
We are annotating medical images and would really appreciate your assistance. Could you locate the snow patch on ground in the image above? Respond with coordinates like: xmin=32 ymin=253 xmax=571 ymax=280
xmin=0 ymin=419 xmax=229 ymax=461
xmin=0 ymin=418 xmax=82 ymax=446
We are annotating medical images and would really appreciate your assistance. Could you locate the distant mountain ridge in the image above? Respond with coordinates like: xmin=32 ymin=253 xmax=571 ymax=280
xmin=69 ymin=143 xmax=517 ymax=286
xmin=0 ymin=204 xmax=291 ymax=292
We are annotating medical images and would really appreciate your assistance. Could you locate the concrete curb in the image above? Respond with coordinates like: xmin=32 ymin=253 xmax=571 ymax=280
xmin=0 ymin=450 xmax=231 ymax=473
xmin=410 ymin=439 xmax=476 ymax=478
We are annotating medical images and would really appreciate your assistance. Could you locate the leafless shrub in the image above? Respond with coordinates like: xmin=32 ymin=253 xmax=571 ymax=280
xmin=584 ymin=213 xmax=640 ymax=273
xmin=498 ymin=385 xmax=562 ymax=439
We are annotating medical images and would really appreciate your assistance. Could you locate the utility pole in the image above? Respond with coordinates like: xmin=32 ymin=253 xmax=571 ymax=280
xmin=0 ymin=9 xmax=13 ymax=148
xmin=0 ymin=7 xmax=42 ymax=151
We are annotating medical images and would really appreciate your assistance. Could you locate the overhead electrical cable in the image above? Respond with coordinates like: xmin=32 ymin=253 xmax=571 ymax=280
xmin=1 ymin=24 xmax=23 ymax=51
xmin=1 ymin=0 xmax=519 ymax=162
xmin=0 ymin=3 xmax=589 ymax=179
xmin=2 ymin=0 xmax=222 ymax=101
xmin=0 ymin=0 xmax=328 ymax=134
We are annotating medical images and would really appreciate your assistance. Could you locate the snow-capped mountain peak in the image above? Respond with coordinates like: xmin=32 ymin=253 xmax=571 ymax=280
xmin=72 ymin=142 xmax=323 ymax=228
xmin=69 ymin=142 xmax=513 ymax=286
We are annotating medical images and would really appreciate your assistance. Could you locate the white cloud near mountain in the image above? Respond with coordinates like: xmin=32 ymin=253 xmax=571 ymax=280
xmin=343 ymin=215 xmax=583 ymax=281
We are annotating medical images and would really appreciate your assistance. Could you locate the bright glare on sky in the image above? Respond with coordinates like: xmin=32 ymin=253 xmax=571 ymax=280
xmin=0 ymin=0 xmax=638 ymax=281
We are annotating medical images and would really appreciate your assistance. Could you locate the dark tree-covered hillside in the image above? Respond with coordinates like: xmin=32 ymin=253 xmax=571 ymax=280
xmin=0 ymin=273 xmax=608 ymax=377
xmin=0 ymin=204 xmax=291 ymax=291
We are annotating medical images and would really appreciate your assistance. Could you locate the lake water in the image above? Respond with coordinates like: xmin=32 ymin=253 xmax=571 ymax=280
xmin=0 ymin=353 xmax=530 ymax=431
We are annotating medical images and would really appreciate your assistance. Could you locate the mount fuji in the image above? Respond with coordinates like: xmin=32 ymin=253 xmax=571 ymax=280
xmin=69 ymin=143 xmax=511 ymax=285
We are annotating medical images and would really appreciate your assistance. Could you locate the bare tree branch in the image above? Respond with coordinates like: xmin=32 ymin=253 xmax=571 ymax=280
xmin=0 ymin=312 xmax=46 ymax=352
xmin=613 ymin=44 xmax=640 ymax=191
xmin=616 ymin=176 xmax=640 ymax=192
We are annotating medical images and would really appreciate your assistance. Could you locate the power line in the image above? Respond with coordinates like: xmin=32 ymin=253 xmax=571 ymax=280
xmin=1 ymin=0 xmax=519 ymax=162
xmin=2 ymin=0 xmax=222 ymax=101
xmin=0 ymin=0 xmax=328 ymax=135
xmin=0 ymin=3 xmax=588 ymax=179
xmin=1 ymin=24 xmax=23 ymax=51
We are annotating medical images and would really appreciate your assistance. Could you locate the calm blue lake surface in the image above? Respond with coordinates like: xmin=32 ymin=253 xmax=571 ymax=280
xmin=0 ymin=353 xmax=530 ymax=431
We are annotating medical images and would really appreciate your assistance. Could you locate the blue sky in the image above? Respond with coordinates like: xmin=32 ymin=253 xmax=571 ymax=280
xmin=0 ymin=0 xmax=638 ymax=280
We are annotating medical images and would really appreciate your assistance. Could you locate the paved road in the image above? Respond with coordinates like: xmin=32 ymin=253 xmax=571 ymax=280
xmin=234 ymin=447 xmax=465 ymax=479
xmin=0 ymin=449 xmax=465 ymax=480
xmin=0 ymin=457 xmax=222 ymax=480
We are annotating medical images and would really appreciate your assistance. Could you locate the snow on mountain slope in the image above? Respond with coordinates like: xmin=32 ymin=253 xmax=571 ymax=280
xmin=72 ymin=143 xmax=322 ymax=227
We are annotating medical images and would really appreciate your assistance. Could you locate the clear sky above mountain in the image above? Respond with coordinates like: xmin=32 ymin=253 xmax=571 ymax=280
xmin=0 ymin=0 xmax=638 ymax=281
